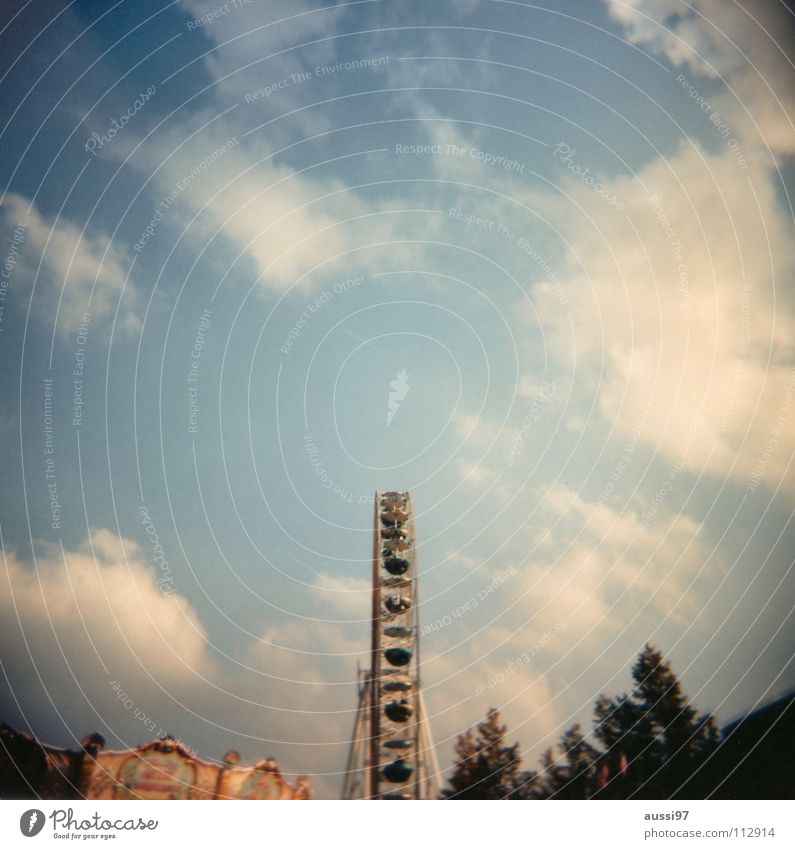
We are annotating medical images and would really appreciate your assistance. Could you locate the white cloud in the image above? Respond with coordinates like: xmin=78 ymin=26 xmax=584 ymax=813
xmin=525 ymin=140 xmax=795 ymax=491
xmin=0 ymin=530 xmax=365 ymax=797
xmin=452 ymin=411 xmax=502 ymax=447
xmin=424 ymin=643 xmax=561 ymax=768
xmin=603 ymin=0 xmax=795 ymax=154
xmin=0 ymin=531 xmax=211 ymax=702
xmin=0 ymin=194 xmax=137 ymax=335
xmin=180 ymin=0 xmax=346 ymax=93
xmin=127 ymin=122 xmax=358 ymax=289
xmin=178 ymin=0 xmax=347 ymax=145
xmin=457 ymin=458 xmax=502 ymax=491
xmin=122 ymin=113 xmax=445 ymax=292
xmin=446 ymin=481 xmax=716 ymax=663
xmin=420 ymin=481 xmax=740 ymax=771
xmin=516 ymin=374 xmax=557 ymax=400
xmin=309 ymin=571 xmax=371 ymax=619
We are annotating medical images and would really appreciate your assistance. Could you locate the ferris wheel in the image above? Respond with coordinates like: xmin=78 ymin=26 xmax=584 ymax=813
xmin=342 ymin=491 xmax=440 ymax=800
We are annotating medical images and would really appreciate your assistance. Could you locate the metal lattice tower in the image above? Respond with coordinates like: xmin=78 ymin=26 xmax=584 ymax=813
xmin=342 ymin=491 xmax=440 ymax=799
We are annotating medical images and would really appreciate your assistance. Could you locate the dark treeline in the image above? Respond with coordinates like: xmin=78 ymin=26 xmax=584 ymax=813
xmin=445 ymin=644 xmax=722 ymax=799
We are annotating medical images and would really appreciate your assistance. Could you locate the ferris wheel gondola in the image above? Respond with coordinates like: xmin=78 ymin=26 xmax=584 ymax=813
xmin=342 ymin=491 xmax=441 ymax=800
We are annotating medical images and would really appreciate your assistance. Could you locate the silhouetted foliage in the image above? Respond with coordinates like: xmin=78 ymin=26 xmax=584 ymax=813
xmin=591 ymin=644 xmax=720 ymax=798
xmin=444 ymin=708 xmax=534 ymax=799
xmin=535 ymin=724 xmax=600 ymax=799
xmin=446 ymin=645 xmax=721 ymax=800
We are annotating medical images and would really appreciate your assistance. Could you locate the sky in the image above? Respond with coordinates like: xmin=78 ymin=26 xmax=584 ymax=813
xmin=1 ymin=0 xmax=794 ymax=799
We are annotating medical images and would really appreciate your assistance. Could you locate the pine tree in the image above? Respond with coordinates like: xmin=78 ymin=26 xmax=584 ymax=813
xmin=444 ymin=709 xmax=527 ymax=799
xmin=447 ymin=646 xmax=720 ymax=800
xmin=535 ymin=724 xmax=599 ymax=799
xmin=592 ymin=693 xmax=648 ymax=797
xmin=593 ymin=645 xmax=720 ymax=798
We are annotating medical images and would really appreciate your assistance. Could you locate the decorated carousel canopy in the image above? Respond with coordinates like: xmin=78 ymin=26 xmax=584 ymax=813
xmin=0 ymin=724 xmax=309 ymax=800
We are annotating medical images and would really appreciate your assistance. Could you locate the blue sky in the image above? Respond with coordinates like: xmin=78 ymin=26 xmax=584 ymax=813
xmin=1 ymin=0 xmax=794 ymax=798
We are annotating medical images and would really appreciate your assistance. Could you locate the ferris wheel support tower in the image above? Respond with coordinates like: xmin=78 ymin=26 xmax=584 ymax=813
xmin=342 ymin=491 xmax=440 ymax=800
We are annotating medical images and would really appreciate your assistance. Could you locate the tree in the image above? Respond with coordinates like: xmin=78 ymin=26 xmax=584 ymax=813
xmin=446 ymin=646 xmax=720 ymax=800
xmin=592 ymin=692 xmax=649 ymax=797
xmin=444 ymin=708 xmax=532 ymax=799
xmin=593 ymin=644 xmax=720 ymax=798
xmin=535 ymin=724 xmax=600 ymax=799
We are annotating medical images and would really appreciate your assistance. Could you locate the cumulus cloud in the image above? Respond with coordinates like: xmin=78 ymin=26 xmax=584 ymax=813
xmin=121 ymin=112 xmax=445 ymax=293
xmin=0 ymin=530 xmax=367 ymax=797
xmin=121 ymin=120 xmax=354 ymax=289
xmin=437 ymin=484 xmax=714 ymax=687
xmin=419 ymin=466 xmax=792 ymax=770
xmin=0 ymin=531 xmax=212 ymax=711
xmin=309 ymin=570 xmax=371 ymax=619
xmin=603 ymin=0 xmax=795 ymax=154
xmin=423 ymin=641 xmax=560 ymax=764
xmin=0 ymin=194 xmax=138 ymax=335
xmin=535 ymin=486 xmax=715 ymax=628
xmin=179 ymin=0 xmax=346 ymax=108
xmin=422 ymin=483 xmax=723 ymax=757
xmin=453 ymin=411 xmax=501 ymax=447
xmin=525 ymin=140 xmax=795 ymax=493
